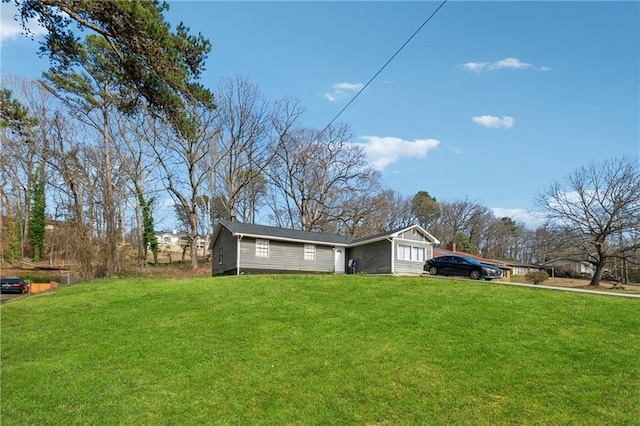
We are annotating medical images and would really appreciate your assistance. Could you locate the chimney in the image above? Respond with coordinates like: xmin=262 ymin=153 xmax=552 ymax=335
xmin=446 ymin=242 xmax=456 ymax=252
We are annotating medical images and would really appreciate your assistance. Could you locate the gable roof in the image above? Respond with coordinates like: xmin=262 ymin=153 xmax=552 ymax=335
xmin=212 ymin=220 xmax=439 ymax=248
xmin=349 ymin=224 xmax=440 ymax=246
xmin=540 ymin=258 xmax=594 ymax=267
xmin=215 ymin=219 xmax=354 ymax=246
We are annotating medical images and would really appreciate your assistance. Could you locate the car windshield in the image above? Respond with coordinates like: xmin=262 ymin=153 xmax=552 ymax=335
xmin=463 ymin=257 xmax=482 ymax=266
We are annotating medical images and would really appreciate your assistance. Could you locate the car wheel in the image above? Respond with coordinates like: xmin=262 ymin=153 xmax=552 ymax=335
xmin=470 ymin=270 xmax=481 ymax=280
xmin=429 ymin=266 xmax=438 ymax=276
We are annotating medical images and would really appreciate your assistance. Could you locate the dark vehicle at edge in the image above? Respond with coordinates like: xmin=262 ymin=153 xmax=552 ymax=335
xmin=424 ymin=255 xmax=502 ymax=281
xmin=1 ymin=277 xmax=28 ymax=294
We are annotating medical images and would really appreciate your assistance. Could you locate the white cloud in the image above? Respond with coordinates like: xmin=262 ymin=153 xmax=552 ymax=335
xmin=459 ymin=61 xmax=486 ymax=72
xmin=333 ymin=82 xmax=363 ymax=91
xmin=356 ymin=136 xmax=440 ymax=170
xmin=492 ymin=57 xmax=531 ymax=70
xmin=459 ymin=57 xmax=549 ymax=72
xmin=450 ymin=146 xmax=464 ymax=155
xmin=472 ymin=115 xmax=515 ymax=129
xmin=0 ymin=2 xmax=46 ymax=45
xmin=491 ymin=208 xmax=547 ymax=229
xmin=324 ymin=82 xmax=364 ymax=102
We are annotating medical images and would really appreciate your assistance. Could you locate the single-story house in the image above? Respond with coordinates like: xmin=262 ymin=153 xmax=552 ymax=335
xmin=155 ymin=230 xmax=207 ymax=257
xmin=501 ymin=261 xmax=546 ymax=277
xmin=210 ymin=219 xmax=440 ymax=276
xmin=541 ymin=258 xmax=595 ymax=277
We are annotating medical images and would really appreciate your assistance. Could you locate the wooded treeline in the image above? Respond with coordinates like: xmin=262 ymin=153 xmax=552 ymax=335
xmin=0 ymin=75 xmax=543 ymax=273
xmin=2 ymin=0 xmax=638 ymax=285
xmin=2 ymin=75 xmax=639 ymax=285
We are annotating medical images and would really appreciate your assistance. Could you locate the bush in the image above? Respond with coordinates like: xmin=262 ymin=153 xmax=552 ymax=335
xmin=554 ymin=266 xmax=581 ymax=279
xmin=525 ymin=270 xmax=549 ymax=285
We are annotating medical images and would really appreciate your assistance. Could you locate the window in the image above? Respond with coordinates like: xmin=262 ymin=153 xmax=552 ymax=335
xmin=397 ymin=244 xmax=412 ymax=261
xmin=304 ymin=244 xmax=316 ymax=260
xmin=412 ymin=246 xmax=425 ymax=262
xmin=397 ymin=244 xmax=425 ymax=262
xmin=256 ymin=239 xmax=269 ymax=257
xmin=218 ymin=248 xmax=223 ymax=264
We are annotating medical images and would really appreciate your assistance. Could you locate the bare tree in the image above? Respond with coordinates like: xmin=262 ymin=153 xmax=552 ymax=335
xmin=537 ymin=157 xmax=640 ymax=286
xmin=113 ymin=114 xmax=161 ymax=266
xmin=1 ymin=77 xmax=55 ymax=260
xmin=146 ymin=103 xmax=217 ymax=269
xmin=332 ymin=190 xmax=414 ymax=237
xmin=483 ymin=217 xmax=524 ymax=260
xmin=267 ymin=123 xmax=379 ymax=232
xmin=431 ymin=198 xmax=493 ymax=254
xmin=44 ymin=113 xmax=101 ymax=277
xmin=41 ymin=35 xmax=129 ymax=276
xmin=212 ymin=77 xmax=272 ymax=223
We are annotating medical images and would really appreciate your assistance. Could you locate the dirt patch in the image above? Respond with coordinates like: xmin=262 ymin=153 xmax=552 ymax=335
xmin=515 ymin=277 xmax=640 ymax=294
xmin=0 ymin=261 xmax=211 ymax=282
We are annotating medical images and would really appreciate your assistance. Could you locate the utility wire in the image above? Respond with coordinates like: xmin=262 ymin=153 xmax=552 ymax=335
xmin=320 ymin=0 xmax=448 ymax=135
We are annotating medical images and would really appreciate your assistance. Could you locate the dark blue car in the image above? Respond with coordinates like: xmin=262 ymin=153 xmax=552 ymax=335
xmin=0 ymin=277 xmax=28 ymax=294
xmin=424 ymin=255 xmax=502 ymax=281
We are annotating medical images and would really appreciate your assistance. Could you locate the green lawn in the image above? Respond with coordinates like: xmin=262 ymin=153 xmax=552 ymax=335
xmin=1 ymin=275 xmax=638 ymax=425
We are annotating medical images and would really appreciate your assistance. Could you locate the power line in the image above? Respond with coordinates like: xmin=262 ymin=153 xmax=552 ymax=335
xmin=320 ymin=0 xmax=448 ymax=135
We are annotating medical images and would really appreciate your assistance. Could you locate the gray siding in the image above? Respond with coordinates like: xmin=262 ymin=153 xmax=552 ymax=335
xmin=398 ymin=228 xmax=431 ymax=242
xmin=211 ymin=222 xmax=438 ymax=276
xmin=348 ymin=240 xmax=392 ymax=274
xmin=394 ymin=239 xmax=433 ymax=274
xmin=211 ymin=228 xmax=238 ymax=275
xmin=239 ymin=237 xmax=335 ymax=273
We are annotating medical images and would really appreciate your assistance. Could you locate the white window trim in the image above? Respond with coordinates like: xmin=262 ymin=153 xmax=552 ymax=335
xmin=256 ymin=239 xmax=269 ymax=257
xmin=397 ymin=243 xmax=426 ymax=262
xmin=304 ymin=244 xmax=316 ymax=261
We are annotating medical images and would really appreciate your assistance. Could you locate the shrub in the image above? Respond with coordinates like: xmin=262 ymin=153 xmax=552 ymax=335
xmin=525 ymin=270 xmax=549 ymax=285
xmin=554 ymin=266 xmax=580 ymax=279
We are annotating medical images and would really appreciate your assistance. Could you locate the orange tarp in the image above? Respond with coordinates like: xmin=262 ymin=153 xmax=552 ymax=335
xmin=28 ymin=281 xmax=56 ymax=293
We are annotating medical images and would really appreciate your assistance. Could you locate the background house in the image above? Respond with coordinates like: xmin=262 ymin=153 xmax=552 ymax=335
xmin=154 ymin=230 xmax=207 ymax=261
xmin=541 ymin=258 xmax=595 ymax=278
xmin=210 ymin=220 xmax=439 ymax=276
xmin=502 ymin=261 xmax=547 ymax=277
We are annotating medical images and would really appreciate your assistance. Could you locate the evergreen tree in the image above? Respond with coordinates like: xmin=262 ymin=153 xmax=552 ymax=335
xmin=28 ymin=166 xmax=46 ymax=261
xmin=10 ymin=0 xmax=214 ymax=138
xmin=137 ymin=186 xmax=159 ymax=265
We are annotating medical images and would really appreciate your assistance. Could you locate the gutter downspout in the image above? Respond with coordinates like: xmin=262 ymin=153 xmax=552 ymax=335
xmin=387 ymin=237 xmax=394 ymax=274
xmin=237 ymin=235 xmax=243 ymax=275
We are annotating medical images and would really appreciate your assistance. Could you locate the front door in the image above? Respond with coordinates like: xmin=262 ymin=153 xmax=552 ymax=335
xmin=334 ymin=248 xmax=345 ymax=274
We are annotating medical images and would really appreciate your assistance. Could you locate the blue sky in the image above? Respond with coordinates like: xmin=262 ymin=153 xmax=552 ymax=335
xmin=1 ymin=1 xmax=638 ymax=229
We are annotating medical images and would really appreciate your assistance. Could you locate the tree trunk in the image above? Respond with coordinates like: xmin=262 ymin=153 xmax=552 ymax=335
xmin=589 ymin=260 xmax=606 ymax=287
xmin=102 ymin=107 xmax=117 ymax=276
xmin=189 ymin=209 xmax=199 ymax=269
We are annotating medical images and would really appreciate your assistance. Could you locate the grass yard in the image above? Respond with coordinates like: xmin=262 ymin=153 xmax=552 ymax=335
xmin=1 ymin=275 xmax=638 ymax=425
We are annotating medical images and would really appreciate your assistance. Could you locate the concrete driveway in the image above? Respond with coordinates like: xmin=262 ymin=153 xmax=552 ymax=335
xmin=0 ymin=293 xmax=27 ymax=304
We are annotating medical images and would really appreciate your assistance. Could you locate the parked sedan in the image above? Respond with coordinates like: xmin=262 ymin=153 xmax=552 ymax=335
xmin=424 ymin=255 xmax=502 ymax=281
xmin=0 ymin=277 xmax=28 ymax=294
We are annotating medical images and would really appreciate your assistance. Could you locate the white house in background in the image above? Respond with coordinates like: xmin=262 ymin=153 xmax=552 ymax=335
xmin=541 ymin=258 xmax=595 ymax=277
xmin=154 ymin=230 xmax=207 ymax=256
xmin=156 ymin=230 xmax=182 ymax=247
